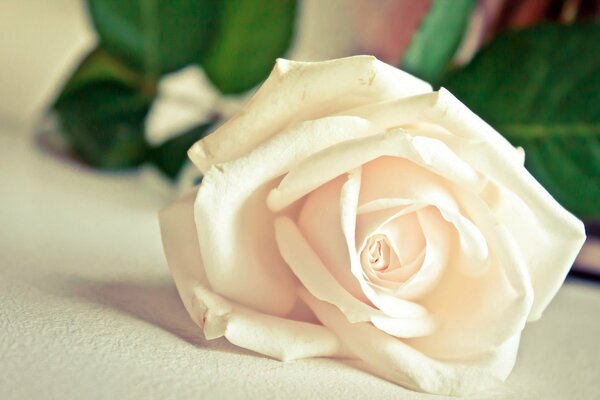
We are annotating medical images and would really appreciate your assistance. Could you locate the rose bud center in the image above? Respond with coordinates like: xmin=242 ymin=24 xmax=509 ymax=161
xmin=364 ymin=234 xmax=392 ymax=271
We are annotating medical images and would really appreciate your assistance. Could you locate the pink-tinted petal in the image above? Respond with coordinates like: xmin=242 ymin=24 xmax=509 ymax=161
xmin=160 ymin=190 xmax=351 ymax=361
xmin=196 ymin=115 xmax=375 ymax=316
xmin=300 ymin=288 xmax=521 ymax=395
xmin=275 ymin=216 xmax=435 ymax=338
xmin=268 ymin=131 xmax=482 ymax=212
xmin=189 ymin=56 xmax=431 ymax=172
xmin=346 ymin=89 xmax=585 ymax=319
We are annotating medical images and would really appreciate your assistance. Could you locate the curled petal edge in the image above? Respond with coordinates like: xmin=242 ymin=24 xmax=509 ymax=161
xmin=299 ymin=287 xmax=521 ymax=396
xmin=159 ymin=190 xmax=351 ymax=361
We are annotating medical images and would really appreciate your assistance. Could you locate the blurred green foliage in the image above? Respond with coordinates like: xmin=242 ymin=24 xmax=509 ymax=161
xmin=150 ymin=121 xmax=214 ymax=178
xmin=55 ymin=80 xmax=151 ymax=169
xmin=202 ymin=0 xmax=297 ymax=93
xmin=402 ymin=0 xmax=476 ymax=84
xmin=53 ymin=1 xmax=599 ymax=219
xmin=54 ymin=0 xmax=297 ymax=177
xmin=88 ymin=0 xmax=222 ymax=79
xmin=443 ymin=23 xmax=600 ymax=218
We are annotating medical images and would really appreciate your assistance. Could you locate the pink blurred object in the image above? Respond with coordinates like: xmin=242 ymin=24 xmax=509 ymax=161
xmin=352 ymin=0 xmax=432 ymax=65
xmin=288 ymin=0 xmax=431 ymax=65
xmin=574 ymin=237 xmax=600 ymax=278
xmin=507 ymin=0 xmax=554 ymax=27
xmin=455 ymin=0 xmax=555 ymax=64
xmin=572 ymin=221 xmax=600 ymax=280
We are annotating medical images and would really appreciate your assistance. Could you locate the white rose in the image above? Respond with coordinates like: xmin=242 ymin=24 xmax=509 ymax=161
xmin=159 ymin=56 xmax=585 ymax=395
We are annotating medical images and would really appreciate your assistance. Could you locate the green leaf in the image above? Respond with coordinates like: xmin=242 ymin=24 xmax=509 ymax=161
xmin=202 ymin=0 xmax=297 ymax=94
xmin=87 ymin=0 xmax=222 ymax=78
xmin=443 ymin=22 xmax=600 ymax=218
xmin=59 ymin=48 xmax=150 ymax=98
xmin=54 ymin=49 xmax=154 ymax=171
xmin=402 ymin=0 xmax=475 ymax=84
xmin=150 ymin=122 xmax=214 ymax=179
xmin=55 ymin=81 xmax=151 ymax=169
xmin=56 ymin=0 xmax=297 ymax=173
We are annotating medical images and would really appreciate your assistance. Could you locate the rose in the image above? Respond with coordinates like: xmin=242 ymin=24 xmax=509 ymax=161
xmin=159 ymin=56 xmax=585 ymax=395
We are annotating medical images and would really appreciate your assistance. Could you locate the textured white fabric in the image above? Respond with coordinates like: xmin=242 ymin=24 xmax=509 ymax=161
xmin=1 ymin=126 xmax=599 ymax=400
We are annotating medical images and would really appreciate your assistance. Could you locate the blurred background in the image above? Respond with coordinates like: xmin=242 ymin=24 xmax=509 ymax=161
xmin=0 ymin=0 xmax=598 ymax=275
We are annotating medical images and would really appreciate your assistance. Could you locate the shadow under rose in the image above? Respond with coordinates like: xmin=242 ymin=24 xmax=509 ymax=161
xmin=70 ymin=278 xmax=256 ymax=357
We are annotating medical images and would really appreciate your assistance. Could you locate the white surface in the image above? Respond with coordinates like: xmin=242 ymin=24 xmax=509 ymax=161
xmin=1 ymin=127 xmax=600 ymax=400
xmin=0 ymin=0 xmax=95 ymax=130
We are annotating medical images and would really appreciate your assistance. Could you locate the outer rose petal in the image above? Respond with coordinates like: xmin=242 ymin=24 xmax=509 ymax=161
xmin=159 ymin=191 xmax=351 ymax=361
xmin=298 ymin=175 xmax=369 ymax=303
xmin=300 ymin=288 xmax=521 ymax=396
xmin=267 ymin=130 xmax=484 ymax=212
xmin=188 ymin=56 xmax=432 ymax=173
xmin=269 ymin=129 xmax=532 ymax=358
xmin=345 ymin=89 xmax=586 ymax=319
xmin=403 ymin=188 xmax=532 ymax=359
xmin=339 ymin=168 xmax=528 ymax=361
xmin=196 ymin=116 xmax=377 ymax=316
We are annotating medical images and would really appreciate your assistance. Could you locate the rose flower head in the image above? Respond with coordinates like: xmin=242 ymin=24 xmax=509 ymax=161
xmin=159 ymin=56 xmax=585 ymax=395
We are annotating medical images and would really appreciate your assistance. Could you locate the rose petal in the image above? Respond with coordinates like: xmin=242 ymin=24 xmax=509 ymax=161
xmin=359 ymin=199 xmax=489 ymax=279
xmin=358 ymin=156 xmax=462 ymax=211
xmin=356 ymin=205 xmax=426 ymax=264
xmin=159 ymin=190 xmax=351 ymax=361
xmin=299 ymin=288 xmax=522 ymax=396
xmin=368 ymin=249 xmax=426 ymax=286
xmin=378 ymin=213 xmax=424 ymax=267
xmin=346 ymin=89 xmax=586 ymax=319
xmin=358 ymin=157 xmax=489 ymax=277
xmin=356 ymin=207 xmax=426 ymax=294
xmin=268 ymin=131 xmax=483 ymax=212
xmin=196 ymin=115 xmax=376 ymax=316
xmin=343 ymin=91 xmax=527 ymax=167
xmin=390 ymin=207 xmax=451 ymax=299
xmin=406 ymin=191 xmax=534 ymax=359
xmin=225 ymin=305 xmax=354 ymax=361
xmin=476 ymin=177 xmax=583 ymax=320
xmin=355 ymin=207 xmax=451 ymax=302
xmin=435 ymin=206 xmax=489 ymax=276
xmin=189 ymin=56 xmax=432 ymax=172
xmin=339 ymin=169 xmax=434 ymax=321
xmin=298 ymin=175 xmax=367 ymax=303
xmin=357 ymin=198 xmax=416 ymax=214
xmin=196 ymin=177 xmax=298 ymax=316
xmin=276 ymin=215 xmax=390 ymax=319
xmin=275 ymin=215 xmax=435 ymax=338
xmin=340 ymin=168 xmax=511 ymax=351
xmin=431 ymin=89 xmax=584 ymax=319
